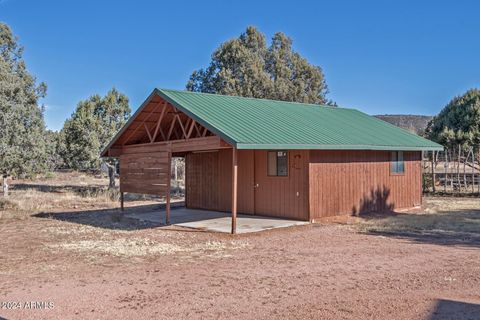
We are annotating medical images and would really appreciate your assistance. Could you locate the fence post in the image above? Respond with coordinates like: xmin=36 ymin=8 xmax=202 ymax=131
xmin=444 ymin=150 xmax=448 ymax=193
xmin=431 ymin=151 xmax=436 ymax=192
xmin=471 ymin=148 xmax=475 ymax=193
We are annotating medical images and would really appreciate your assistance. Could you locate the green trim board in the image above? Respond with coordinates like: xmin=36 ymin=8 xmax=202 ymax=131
xmin=102 ymin=88 xmax=443 ymax=156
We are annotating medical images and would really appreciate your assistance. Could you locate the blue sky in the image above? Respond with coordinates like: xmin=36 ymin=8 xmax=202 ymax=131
xmin=1 ymin=0 xmax=479 ymax=131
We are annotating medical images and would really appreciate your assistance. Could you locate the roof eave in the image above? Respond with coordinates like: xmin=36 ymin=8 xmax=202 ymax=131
xmin=236 ymin=143 xmax=444 ymax=151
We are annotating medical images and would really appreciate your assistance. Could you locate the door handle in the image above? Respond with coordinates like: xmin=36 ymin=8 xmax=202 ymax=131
xmin=254 ymin=183 xmax=259 ymax=188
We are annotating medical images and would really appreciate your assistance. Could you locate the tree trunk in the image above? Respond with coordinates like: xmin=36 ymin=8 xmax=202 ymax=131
xmin=104 ymin=160 xmax=117 ymax=189
xmin=174 ymin=159 xmax=178 ymax=181
xmin=108 ymin=165 xmax=116 ymax=188
xmin=2 ymin=175 xmax=8 ymax=197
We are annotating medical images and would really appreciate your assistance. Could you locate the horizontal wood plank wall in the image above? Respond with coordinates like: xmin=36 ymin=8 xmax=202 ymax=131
xmin=309 ymin=150 xmax=422 ymax=219
xmin=254 ymin=150 xmax=309 ymax=220
xmin=119 ymin=152 xmax=169 ymax=195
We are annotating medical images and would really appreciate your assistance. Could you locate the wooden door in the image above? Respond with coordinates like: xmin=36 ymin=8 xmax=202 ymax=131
xmin=185 ymin=152 xmax=219 ymax=210
xmin=237 ymin=150 xmax=255 ymax=214
xmin=253 ymin=150 xmax=309 ymax=220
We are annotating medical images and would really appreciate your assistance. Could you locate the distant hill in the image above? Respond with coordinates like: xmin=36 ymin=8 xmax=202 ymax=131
xmin=374 ymin=114 xmax=433 ymax=135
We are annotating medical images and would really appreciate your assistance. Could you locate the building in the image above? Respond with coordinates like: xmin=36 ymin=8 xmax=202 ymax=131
xmin=102 ymin=89 xmax=443 ymax=233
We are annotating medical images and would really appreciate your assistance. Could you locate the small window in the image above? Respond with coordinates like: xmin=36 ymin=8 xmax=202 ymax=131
xmin=267 ymin=151 xmax=288 ymax=176
xmin=391 ymin=151 xmax=404 ymax=174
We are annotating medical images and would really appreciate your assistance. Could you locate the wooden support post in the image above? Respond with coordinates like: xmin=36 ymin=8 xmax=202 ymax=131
xmin=120 ymin=191 xmax=124 ymax=211
xmin=166 ymin=149 xmax=172 ymax=225
xmin=231 ymin=148 xmax=238 ymax=235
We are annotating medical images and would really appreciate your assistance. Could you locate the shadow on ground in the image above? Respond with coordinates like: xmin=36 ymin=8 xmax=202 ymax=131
xmin=11 ymin=183 xmax=163 ymax=201
xmin=361 ymin=209 xmax=480 ymax=247
xmin=429 ymin=299 xmax=480 ymax=319
xmin=34 ymin=203 xmax=168 ymax=231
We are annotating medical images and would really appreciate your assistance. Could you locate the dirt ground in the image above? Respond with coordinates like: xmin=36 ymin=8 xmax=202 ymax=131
xmin=0 ymin=173 xmax=479 ymax=319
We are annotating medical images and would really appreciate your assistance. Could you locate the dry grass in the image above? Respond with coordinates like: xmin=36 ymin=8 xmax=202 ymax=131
xmin=0 ymin=188 xmax=117 ymax=220
xmin=357 ymin=197 xmax=480 ymax=242
xmin=48 ymin=238 xmax=187 ymax=257
xmin=47 ymin=237 xmax=251 ymax=258
xmin=0 ymin=172 xmax=120 ymax=220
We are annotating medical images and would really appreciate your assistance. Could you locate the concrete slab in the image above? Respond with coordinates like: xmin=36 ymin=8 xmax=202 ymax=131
xmin=125 ymin=207 xmax=308 ymax=234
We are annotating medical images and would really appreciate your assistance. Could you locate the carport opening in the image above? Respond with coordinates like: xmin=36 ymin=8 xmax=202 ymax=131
xmin=121 ymin=151 xmax=308 ymax=233
xmin=171 ymin=155 xmax=185 ymax=200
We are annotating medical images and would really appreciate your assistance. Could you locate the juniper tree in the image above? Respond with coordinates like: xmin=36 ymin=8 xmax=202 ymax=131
xmin=187 ymin=26 xmax=331 ymax=105
xmin=0 ymin=22 xmax=50 ymax=196
xmin=60 ymin=88 xmax=130 ymax=188
xmin=426 ymin=89 xmax=480 ymax=149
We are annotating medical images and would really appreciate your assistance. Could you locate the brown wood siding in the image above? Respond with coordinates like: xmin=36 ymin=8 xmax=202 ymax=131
xmin=253 ymin=150 xmax=309 ymax=220
xmin=119 ymin=152 xmax=169 ymax=195
xmin=185 ymin=151 xmax=219 ymax=210
xmin=185 ymin=149 xmax=308 ymax=220
xmin=185 ymin=150 xmax=254 ymax=214
xmin=237 ymin=150 xmax=255 ymax=214
xmin=121 ymin=136 xmax=229 ymax=155
xmin=309 ymin=150 xmax=422 ymax=219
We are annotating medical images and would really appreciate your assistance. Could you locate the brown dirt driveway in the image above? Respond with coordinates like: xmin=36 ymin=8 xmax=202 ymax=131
xmin=0 ymin=196 xmax=479 ymax=319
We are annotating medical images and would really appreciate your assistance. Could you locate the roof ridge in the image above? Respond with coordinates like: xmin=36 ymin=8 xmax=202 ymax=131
xmin=157 ymin=88 xmax=352 ymax=110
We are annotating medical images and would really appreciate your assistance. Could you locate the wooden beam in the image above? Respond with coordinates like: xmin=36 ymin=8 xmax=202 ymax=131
xmin=122 ymin=102 xmax=161 ymax=145
xmin=193 ymin=122 xmax=202 ymax=137
xmin=166 ymin=114 xmax=177 ymax=140
xmin=231 ymin=147 xmax=238 ymax=234
xmin=184 ymin=118 xmax=192 ymax=138
xmin=108 ymin=147 xmax=122 ymax=157
xmin=121 ymin=136 xmax=230 ymax=154
xmin=152 ymin=102 xmax=167 ymax=142
xmin=120 ymin=191 xmax=124 ymax=211
xmin=144 ymin=123 xmax=153 ymax=142
xmin=176 ymin=114 xmax=188 ymax=139
xmin=186 ymin=119 xmax=196 ymax=139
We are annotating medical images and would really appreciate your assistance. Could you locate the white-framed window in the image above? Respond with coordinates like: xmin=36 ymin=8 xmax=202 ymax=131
xmin=391 ymin=151 xmax=405 ymax=174
xmin=267 ymin=151 xmax=288 ymax=176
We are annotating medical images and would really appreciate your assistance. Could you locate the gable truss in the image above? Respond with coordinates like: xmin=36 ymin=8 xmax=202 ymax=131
xmin=117 ymin=96 xmax=214 ymax=146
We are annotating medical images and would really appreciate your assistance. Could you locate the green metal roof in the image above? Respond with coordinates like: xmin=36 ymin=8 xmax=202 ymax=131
xmin=154 ymin=88 xmax=443 ymax=151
